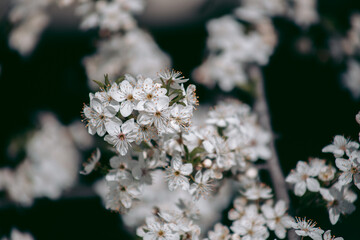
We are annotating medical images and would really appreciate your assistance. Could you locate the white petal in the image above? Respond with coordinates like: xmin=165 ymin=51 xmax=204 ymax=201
xmin=122 ymin=119 xmax=135 ymax=134
xmin=338 ymin=172 xmax=353 ymax=185
xmin=329 ymin=208 xmax=340 ymax=225
xmin=194 ymin=171 xmax=202 ymax=183
xmin=275 ymin=200 xmax=286 ymax=216
xmin=335 ymin=158 xmax=351 ymax=171
xmin=91 ymin=98 xmax=103 ymax=113
xmin=306 ymin=178 xmax=320 ymax=192
xmin=120 ymin=80 xmax=133 ymax=95
xmin=180 ymin=163 xmax=193 ymax=176
xmin=354 ymin=174 xmax=360 ymax=189
xmin=120 ymin=101 xmax=134 ymax=117
xmin=105 ymin=120 xmax=121 ymax=136
xmin=294 ymin=181 xmax=306 ymax=196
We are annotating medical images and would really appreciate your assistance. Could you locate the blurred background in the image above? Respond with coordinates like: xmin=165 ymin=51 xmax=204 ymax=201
xmin=0 ymin=0 xmax=360 ymax=239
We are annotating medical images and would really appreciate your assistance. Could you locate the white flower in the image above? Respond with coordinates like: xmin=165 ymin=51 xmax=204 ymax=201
xmin=184 ymin=84 xmax=198 ymax=107
xmin=206 ymin=223 xmax=233 ymax=240
xmin=319 ymin=186 xmax=356 ymax=225
xmin=203 ymin=136 xmax=235 ymax=170
xmin=106 ymin=174 xmax=141 ymax=210
xmin=322 ymin=230 xmax=343 ymax=240
xmin=83 ymin=97 xmax=116 ymax=136
xmin=4 ymin=228 xmax=34 ymax=240
xmin=228 ymin=197 xmax=247 ymax=221
xmin=206 ymin=105 xmax=239 ymax=128
xmin=230 ymin=204 xmax=269 ymax=239
xmin=104 ymin=118 xmax=138 ymax=155
xmin=286 ymin=161 xmax=321 ymax=196
xmin=335 ymin=151 xmax=360 ymax=189
xmin=243 ymin=184 xmax=273 ymax=201
xmin=137 ymin=216 xmax=179 ymax=240
xmin=80 ymin=148 xmax=101 ymax=175
xmin=290 ymin=217 xmax=324 ymax=240
xmin=189 ymin=170 xmax=213 ymax=200
xmin=108 ymin=154 xmax=137 ymax=179
xmin=165 ymin=155 xmax=193 ymax=191
xmin=132 ymin=152 xmax=153 ymax=185
xmin=133 ymin=77 xmax=167 ymax=110
xmin=169 ymin=104 xmax=193 ymax=132
xmin=138 ymin=96 xmax=171 ymax=134
xmin=261 ymin=200 xmax=293 ymax=239
xmin=109 ymin=80 xmax=136 ymax=117
xmin=318 ymin=165 xmax=336 ymax=182
xmin=322 ymin=135 xmax=359 ymax=157
xmin=95 ymin=83 xmax=120 ymax=112
xmin=158 ymin=69 xmax=189 ymax=89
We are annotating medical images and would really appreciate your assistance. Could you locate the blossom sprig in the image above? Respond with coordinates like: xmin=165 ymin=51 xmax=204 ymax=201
xmin=82 ymin=71 xmax=197 ymax=157
xmin=136 ymin=200 xmax=201 ymax=240
xmin=286 ymin=112 xmax=360 ymax=225
xmin=216 ymin=194 xmax=293 ymax=239
xmin=289 ymin=217 xmax=344 ymax=240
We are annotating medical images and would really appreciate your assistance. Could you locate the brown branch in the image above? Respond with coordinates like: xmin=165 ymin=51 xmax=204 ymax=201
xmin=252 ymin=67 xmax=298 ymax=240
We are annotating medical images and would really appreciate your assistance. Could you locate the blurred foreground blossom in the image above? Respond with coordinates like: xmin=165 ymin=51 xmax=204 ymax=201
xmin=0 ymin=113 xmax=92 ymax=205
xmin=1 ymin=229 xmax=34 ymax=240
xmin=83 ymin=30 xmax=171 ymax=90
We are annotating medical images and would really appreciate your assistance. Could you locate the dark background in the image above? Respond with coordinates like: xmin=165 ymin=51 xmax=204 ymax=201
xmin=0 ymin=0 xmax=360 ymax=239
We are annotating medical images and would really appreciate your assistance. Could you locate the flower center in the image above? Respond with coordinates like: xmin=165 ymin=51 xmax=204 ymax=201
xmin=301 ymin=174 xmax=308 ymax=181
xmin=146 ymin=93 xmax=153 ymax=100
xmin=155 ymin=111 xmax=161 ymax=117
xmin=118 ymin=133 xmax=126 ymax=140
xmin=127 ymin=94 xmax=134 ymax=101
xmin=174 ymin=170 xmax=180 ymax=176
xmin=157 ymin=230 xmax=165 ymax=237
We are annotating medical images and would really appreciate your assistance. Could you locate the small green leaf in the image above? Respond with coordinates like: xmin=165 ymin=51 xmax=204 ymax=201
xmin=115 ymin=76 xmax=125 ymax=84
xmin=93 ymin=80 xmax=105 ymax=90
xmin=104 ymin=74 xmax=110 ymax=87
xmin=184 ymin=144 xmax=190 ymax=162
xmin=190 ymin=147 xmax=205 ymax=159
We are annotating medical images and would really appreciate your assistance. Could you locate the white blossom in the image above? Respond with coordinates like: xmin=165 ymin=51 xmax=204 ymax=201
xmin=286 ymin=161 xmax=321 ymax=196
xmin=261 ymin=200 xmax=293 ymax=239
xmin=320 ymin=186 xmax=356 ymax=225
xmin=189 ymin=170 xmax=213 ymax=201
xmin=290 ymin=217 xmax=324 ymax=240
xmin=104 ymin=118 xmax=138 ymax=156
xmin=165 ymin=155 xmax=193 ymax=191
xmin=322 ymin=135 xmax=359 ymax=157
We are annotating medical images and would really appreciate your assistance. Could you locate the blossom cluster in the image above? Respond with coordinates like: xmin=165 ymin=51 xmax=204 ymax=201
xmin=81 ymin=71 xmax=282 ymax=239
xmin=214 ymin=197 xmax=293 ymax=239
xmin=75 ymin=0 xmax=144 ymax=32
xmin=192 ymin=0 xmax=319 ymax=92
xmin=82 ymin=70 xmax=200 ymax=211
xmin=290 ymin=217 xmax=343 ymax=240
xmin=0 ymin=113 xmax=91 ymax=206
xmin=286 ymin=122 xmax=360 ymax=225
xmin=137 ymin=200 xmax=201 ymax=240
xmin=83 ymin=30 xmax=171 ymax=90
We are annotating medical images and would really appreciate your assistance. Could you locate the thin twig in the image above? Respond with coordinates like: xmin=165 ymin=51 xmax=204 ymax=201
xmin=252 ymin=67 xmax=298 ymax=240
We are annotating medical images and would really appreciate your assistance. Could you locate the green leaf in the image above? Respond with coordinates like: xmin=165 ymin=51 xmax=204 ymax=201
xmin=115 ymin=76 xmax=125 ymax=84
xmin=104 ymin=74 xmax=110 ymax=87
xmin=92 ymin=80 xmax=105 ymax=90
xmin=190 ymin=147 xmax=205 ymax=159
xmin=184 ymin=144 xmax=190 ymax=162
xmin=191 ymin=157 xmax=202 ymax=166
xmin=177 ymin=102 xmax=186 ymax=106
